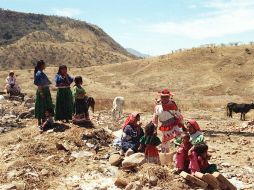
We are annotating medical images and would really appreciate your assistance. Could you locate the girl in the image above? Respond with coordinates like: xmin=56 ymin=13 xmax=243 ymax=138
xmin=55 ymin=65 xmax=74 ymax=122
xmin=72 ymin=76 xmax=90 ymax=120
xmin=121 ymin=112 xmax=144 ymax=153
xmin=175 ymin=132 xmax=192 ymax=173
xmin=152 ymin=89 xmax=184 ymax=153
xmin=139 ymin=122 xmax=161 ymax=164
xmin=190 ymin=143 xmax=218 ymax=174
xmin=34 ymin=60 xmax=54 ymax=128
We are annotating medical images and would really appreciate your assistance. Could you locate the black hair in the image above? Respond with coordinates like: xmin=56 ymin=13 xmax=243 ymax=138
xmin=57 ymin=65 xmax=67 ymax=75
xmin=34 ymin=60 xmax=45 ymax=77
xmin=145 ymin=122 xmax=156 ymax=136
xmin=194 ymin=143 xmax=208 ymax=156
xmin=45 ymin=107 xmax=54 ymax=115
xmin=74 ymin=76 xmax=83 ymax=85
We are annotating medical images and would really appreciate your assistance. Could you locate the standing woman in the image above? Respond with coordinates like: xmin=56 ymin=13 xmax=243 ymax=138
xmin=152 ymin=89 xmax=184 ymax=153
xmin=34 ymin=60 xmax=54 ymax=128
xmin=55 ymin=65 xmax=74 ymax=122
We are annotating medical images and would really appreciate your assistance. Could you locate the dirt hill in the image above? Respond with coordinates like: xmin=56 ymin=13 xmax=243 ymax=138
xmin=1 ymin=44 xmax=254 ymax=113
xmin=0 ymin=9 xmax=136 ymax=69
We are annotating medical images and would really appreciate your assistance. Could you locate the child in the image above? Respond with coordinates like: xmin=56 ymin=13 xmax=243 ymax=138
xmin=139 ymin=122 xmax=161 ymax=164
xmin=72 ymin=76 xmax=89 ymax=120
xmin=40 ymin=108 xmax=54 ymax=132
xmin=55 ymin=65 xmax=74 ymax=122
xmin=175 ymin=132 xmax=192 ymax=173
xmin=189 ymin=143 xmax=218 ymax=174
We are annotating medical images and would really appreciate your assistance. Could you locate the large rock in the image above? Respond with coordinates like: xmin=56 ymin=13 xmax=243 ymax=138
xmin=109 ymin=154 xmax=122 ymax=166
xmin=122 ymin=153 xmax=145 ymax=169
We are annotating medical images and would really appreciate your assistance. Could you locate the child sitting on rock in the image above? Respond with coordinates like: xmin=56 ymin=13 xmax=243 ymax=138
xmin=189 ymin=143 xmax=218 ymax=174
xmin=175 ymin=132 xmax=192 ymax=173
xmin=72 ymin=76 xmax=90 ymax=120
xmin=139 ymin=122 xmax=161 ymax=164
xmin=40 ymin=108 xmax=54 ymax=132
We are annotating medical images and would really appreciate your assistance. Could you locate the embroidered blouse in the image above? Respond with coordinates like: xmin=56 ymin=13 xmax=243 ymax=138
xmin=34 ymin=70 xmax=51 ymax=87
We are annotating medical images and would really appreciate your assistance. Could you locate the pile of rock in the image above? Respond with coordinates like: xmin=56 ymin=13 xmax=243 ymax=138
xmin=0 ymin=95 xmax=35 ymax=133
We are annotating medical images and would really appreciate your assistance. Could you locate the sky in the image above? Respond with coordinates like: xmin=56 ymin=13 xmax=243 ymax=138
xmin=1 ymin=0 xmax=254 ymax=56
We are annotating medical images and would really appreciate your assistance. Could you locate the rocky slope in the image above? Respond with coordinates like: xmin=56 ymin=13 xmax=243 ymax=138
xmin=0 ymin=9 xmax=136 ymax=69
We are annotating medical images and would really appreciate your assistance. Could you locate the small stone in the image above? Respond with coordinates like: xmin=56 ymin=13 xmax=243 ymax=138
xmin=7 ymin=170 xmax=23 ymax=180
xmin=13 ymin=181 xmax=26 ymax=190
xmin=149 ymin=175 xmax=158 ymax=186
xmin=28 ymin=107 xmax=35 ymax=114
xmin=46 ymin=129 xmax=54 ymax=134
xmin=0 ymin=183 xmax=16 ymax=190
xmin=125 ymin=148 xmax=134 ymax=157
xmin=114 ymin=177 xmax=128 ymax=188
xmin=221 ymin=162 xmax=231 ymax=167
xmin=109 ymin=154 xmax=122 ymax=166
xmin=125 ymin=181 xmax=142 ymax=190
xmin=41 ymin=169 xmax=49 ymax=176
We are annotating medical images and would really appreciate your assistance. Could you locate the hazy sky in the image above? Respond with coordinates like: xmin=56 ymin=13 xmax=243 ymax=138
xmin=1 ymin=0 xmax=254 ymax=55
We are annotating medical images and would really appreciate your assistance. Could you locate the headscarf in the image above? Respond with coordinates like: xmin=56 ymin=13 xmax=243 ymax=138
xmin=122 ymin=112 xmax=140 ymax=129
xmin=188 ymin=119 xmax=201 ymax=131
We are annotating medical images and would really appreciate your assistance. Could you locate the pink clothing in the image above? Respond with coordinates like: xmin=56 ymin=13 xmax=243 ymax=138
xmin=189 ymin=151 xmax=209 ymax=174
xmin=175 ymin=143 xmax=192 ymax=171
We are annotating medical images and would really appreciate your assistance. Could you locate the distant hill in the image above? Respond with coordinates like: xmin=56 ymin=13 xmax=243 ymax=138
xmin=126 ymin=48 xmax=150 ymax=58
xmin=0 ymin=9 xmax=136 ymax=69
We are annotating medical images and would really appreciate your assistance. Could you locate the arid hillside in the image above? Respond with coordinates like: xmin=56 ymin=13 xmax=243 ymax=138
xmin=1 ymin=44 xmax=254 ymax=115
xmin=0 ymin=9 xmax=136 ymax=69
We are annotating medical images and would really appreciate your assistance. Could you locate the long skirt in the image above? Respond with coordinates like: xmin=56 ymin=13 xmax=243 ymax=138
xmin=35 ymin=87 xmax=54 ymax=120
xmin=73 ymin=98 xmax=88 ymax=116
xmin=55 ymin=87 xmax=73 ymax=121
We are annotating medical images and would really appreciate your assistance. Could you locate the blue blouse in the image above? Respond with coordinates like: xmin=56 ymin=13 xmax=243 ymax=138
xmin=55 ymin=74 xmax=73 ymax=87
xmin=34 ymin=70 xmax=51 ymax=86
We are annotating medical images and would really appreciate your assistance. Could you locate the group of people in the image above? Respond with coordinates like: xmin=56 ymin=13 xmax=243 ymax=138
xmin=5 ymin=60 xmax=216 ymax=174
xmin=34 ymin=60 xmax=90 ymax=131
xmin=120 ymin=89 xmax=217 ymax=174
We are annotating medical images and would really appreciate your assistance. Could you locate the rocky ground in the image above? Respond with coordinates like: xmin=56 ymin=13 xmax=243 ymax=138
xmin=0 ymin=96 xmax=254 ymax=190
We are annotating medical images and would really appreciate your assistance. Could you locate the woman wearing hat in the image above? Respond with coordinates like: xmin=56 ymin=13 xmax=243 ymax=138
xmin=152 ymin=89 xmax=184 ymax=153
xmin=5 ymin=70 xmax=21 ymax=95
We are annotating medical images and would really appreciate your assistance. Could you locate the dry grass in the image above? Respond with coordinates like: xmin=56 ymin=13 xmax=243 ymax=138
xmin=1 ymin=45 xmax=254 ymax=113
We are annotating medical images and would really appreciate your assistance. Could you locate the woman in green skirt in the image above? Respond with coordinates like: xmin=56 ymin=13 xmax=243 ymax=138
xmin=34 ymin=60 xmax=54 ymax=128
xmin=55 ymin=65 xmax=74 ymax=122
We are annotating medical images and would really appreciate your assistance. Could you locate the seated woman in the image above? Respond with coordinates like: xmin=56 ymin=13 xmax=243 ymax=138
xmin=121 ymin=112 xmax=144 ymax=153
xmin=5 ymin=71 xmax=21 ymax=95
